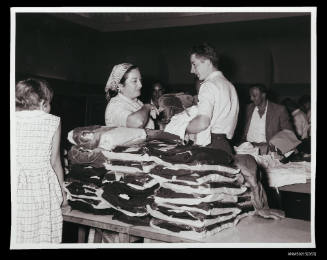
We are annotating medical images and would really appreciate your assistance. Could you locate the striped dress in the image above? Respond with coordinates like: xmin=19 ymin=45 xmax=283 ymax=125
xmin=15 ymin=110 xmax=63 ymax=243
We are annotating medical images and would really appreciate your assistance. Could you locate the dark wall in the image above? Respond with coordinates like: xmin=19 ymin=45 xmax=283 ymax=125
xmin=16 ymin=14 xmax=310 ymax=94
xmin=15 ymin=14 xmax=311 ymax=144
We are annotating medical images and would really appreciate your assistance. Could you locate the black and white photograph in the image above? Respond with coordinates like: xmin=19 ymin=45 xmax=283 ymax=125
xmin=10 ymin=6 xmax=316 ymax=251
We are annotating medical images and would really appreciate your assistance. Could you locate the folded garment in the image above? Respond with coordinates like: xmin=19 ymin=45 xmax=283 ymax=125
xmin=68 ymin=200 xmax=116 ymax=215
xmin=149 ymin=165 xmax=242 ymax=185
xmin=164 ymin=105 xmax=211 ymax=146
xmin=68 ymin=145 xmax=108 ymax=168
xmin=143 ymin=140 xmax=183 ymax=152
xmin=154 ymin=201 xmax=242 ymax=216
xmin=65 ymin=181 xmax=99 ymax=198
xmin=145 ymin=129 xmax=182 ymax=144
xmin=149 ymin=215 xmax=243 ymax=238
xmin=101 ymin=170 xmax=157 ymax=190
xmin=161 ymin=181 xmax=247 ymax=196
xmin=269 ymin=129 xmax=302 ymax=155
xmin=103 ymin=181 xmax=159 ymax=200
xmin=146 ymin=144 xmax=233 ymax=166
xmin=154 ymin=187 xmax=238 ymax=205
xmin=64 ymin=183 xmax=113 ymax=210
xmin=265 ymin=161 xmax=311 ymax=187
xmin=234 ymin=142 xmax=260 ymax=156
xmin=112 ymin=211 xmax=151 ymax=226
xmin=68 ymin=125 xmax=147 ymax=150
xmin=103 ymin=162 xmax=156 ymax=174
xmin=112 ymin=145 xmax=144 ymax=154
xmin=66 ymin=164 xmax=107 ymax=187
xmin=147 ymin=204 xmax=240 ymax=228
xmin=101 ymin=182 xmax=157 ymax=216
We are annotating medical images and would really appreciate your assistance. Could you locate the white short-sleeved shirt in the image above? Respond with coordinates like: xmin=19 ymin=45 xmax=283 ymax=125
xmin=246 ymin=103 xmax=268 ymax=143
xmin=197 ymin=71 xmax=239 ymax=139
xmin=105 ymin=93 xmax=154 ymax=129
xmin=292 ymin=108 xmax=309 ymax=139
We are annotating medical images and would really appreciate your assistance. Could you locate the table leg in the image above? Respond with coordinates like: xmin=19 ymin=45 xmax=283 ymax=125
xmin=77 ymin=225 xmax=87 ymax=243
xmin=118 ymin=233 xmax=131 ymax=243
xmin=93 ymin=228 xmax=103 ymax=243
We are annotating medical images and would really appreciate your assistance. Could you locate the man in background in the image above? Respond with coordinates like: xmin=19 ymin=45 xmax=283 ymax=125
xmin=241 ymin=84 xmax=294 ymax=154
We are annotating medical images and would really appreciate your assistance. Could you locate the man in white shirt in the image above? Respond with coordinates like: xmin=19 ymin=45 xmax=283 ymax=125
xmin=186 ymin=43 xmax=239 ymax=156
xmin=186 ymin=43 xmax=284 ymax=220
xmin=298 ymin=94 xmax=311 ymax=137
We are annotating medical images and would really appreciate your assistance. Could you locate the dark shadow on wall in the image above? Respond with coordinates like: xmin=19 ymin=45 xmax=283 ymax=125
xmin=218 ymin=54 xmax=238 ymax=82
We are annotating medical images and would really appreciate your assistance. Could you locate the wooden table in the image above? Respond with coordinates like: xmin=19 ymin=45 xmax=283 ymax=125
xmin=63 ymin=210 xmax=311 ymax=244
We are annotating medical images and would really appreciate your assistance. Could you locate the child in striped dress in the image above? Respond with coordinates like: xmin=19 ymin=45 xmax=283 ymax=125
xmin=14 ymin=78 xmax=70 ymax=244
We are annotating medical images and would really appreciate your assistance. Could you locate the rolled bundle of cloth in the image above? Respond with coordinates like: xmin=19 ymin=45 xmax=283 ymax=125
xmin=158 ymin=93 xmax=194 ymax=124
xmin=68 ymin=125 xmax=184 ymax=151
xmin=68 ymin=125 xmax=147 ymax=150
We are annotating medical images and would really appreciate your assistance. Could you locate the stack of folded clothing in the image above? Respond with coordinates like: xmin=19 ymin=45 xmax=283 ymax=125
xmin=64 ymin=125 xmax=256 ymax=236
xmin=64 ymin=126 xmax=181 ymax=226
xmin=146 ymin=147 xmax=255 ymax=238
xmin=101 ymin=155 xmax=160 ymax=225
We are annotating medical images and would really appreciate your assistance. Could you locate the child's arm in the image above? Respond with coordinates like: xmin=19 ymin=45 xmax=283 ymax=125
xmin=50 ymin=121 xmax=69 ymax=209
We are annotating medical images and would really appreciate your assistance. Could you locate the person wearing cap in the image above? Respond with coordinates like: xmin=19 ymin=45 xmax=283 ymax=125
xmin=104 ymin=63 xmax=155 ymax=129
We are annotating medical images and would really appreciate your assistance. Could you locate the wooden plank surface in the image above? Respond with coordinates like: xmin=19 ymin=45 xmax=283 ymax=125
xmin=63 ymin=210 xmax=311 ymax=243
xmin=63 ymin=210 xmax=132 ymax=234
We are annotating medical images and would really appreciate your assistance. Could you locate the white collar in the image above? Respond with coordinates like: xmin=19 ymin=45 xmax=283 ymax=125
xmin=292 ymin=108 xmax=301 ymax=116
xmin=255 ymin=100 xmax=268 ymax=113
xmin=203 ymin=70 xmax=223 ymax=82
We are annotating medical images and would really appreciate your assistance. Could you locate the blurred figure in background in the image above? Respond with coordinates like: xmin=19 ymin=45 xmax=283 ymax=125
xmin=298 ymin=94 xmax=311 ymax=137
xmin=150 ymin=82 xmax=166 ymax=129
xmin=241 ymin=84 xmax=294 ymax=154
xmin=282 ymin=97 xmax=309 ymax=140
xmin=150 ymin=82 xmax=166 ymax=109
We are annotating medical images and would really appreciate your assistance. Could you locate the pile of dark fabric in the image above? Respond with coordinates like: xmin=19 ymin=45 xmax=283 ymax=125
xmin=146 ymin=146 xmax=255 ymax=238
xmin=64 ymin=127 xmax=184 ymax=226
xmin=64 ymin=125 xmax=256 ymax=236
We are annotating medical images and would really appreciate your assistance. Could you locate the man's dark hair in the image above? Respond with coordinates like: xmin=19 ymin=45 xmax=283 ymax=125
xmin=249 ymin=83 xmax=267 ymax=94
xmin=281 ymin=97 xmax=299 ymax=113
xmin=190 ymin=42 xmax=219 ymax=68
xmin=298 ymin=94 xmax=310 ymax=106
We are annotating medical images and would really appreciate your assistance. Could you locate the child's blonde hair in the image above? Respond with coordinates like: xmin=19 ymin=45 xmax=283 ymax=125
xmin=15 ymin=78 xmax=53 ymax=111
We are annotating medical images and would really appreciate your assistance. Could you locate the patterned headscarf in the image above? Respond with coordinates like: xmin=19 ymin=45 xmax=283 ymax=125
xmin=105 ymin=63 xmax=134 ymax=95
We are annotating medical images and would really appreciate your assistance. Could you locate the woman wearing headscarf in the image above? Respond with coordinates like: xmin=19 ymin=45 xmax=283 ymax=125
xmin=104 ymin=63 xmax=155 ymax=129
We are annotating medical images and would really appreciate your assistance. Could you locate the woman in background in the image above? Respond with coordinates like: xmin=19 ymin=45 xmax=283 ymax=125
xmin=15 ymin=78 xmax=69 ymax=243
xmin=104 ymin=63 xmax=155 ymax=129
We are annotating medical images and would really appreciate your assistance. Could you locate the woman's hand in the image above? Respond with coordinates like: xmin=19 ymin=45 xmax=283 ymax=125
xmin=61 ymin=195 xmax=72 ymax=214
